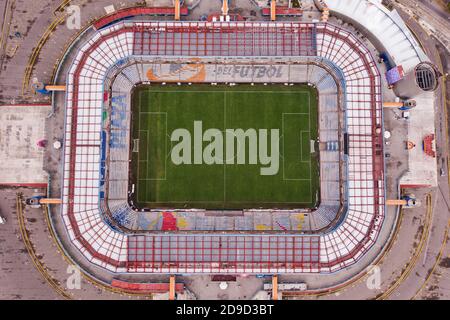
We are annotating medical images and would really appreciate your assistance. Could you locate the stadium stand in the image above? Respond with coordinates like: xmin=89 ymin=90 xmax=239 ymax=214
xmin=62 ymin=21 xmax=384 ymax=273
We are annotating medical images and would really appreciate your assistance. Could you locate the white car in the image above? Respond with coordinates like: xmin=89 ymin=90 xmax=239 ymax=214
xmin=0 ymin=216 xmax=5 ymax=224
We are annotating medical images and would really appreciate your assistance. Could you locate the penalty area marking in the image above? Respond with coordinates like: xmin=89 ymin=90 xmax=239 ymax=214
xmin=282 ymin=113 xmax=312 ymax=185
xmin=138 ymin=112 xmax=168 ymax=182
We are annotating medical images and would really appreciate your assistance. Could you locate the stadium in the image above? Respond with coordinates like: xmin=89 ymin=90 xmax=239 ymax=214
xmin=5 ymin=0 xmax=443 ymax=299
xmin=57 ymin=7 xmax=387 ymax=274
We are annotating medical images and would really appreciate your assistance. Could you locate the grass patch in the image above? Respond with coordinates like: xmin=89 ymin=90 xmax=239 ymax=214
xmin=129 ymin=84 xmax=319 ymax=209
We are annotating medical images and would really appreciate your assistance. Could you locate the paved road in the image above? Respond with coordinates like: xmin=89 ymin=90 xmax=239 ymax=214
xmin=0 ymin=188 xmax=60 ymax=300
xmin=396 ymin=0 xmax=450 ymax=51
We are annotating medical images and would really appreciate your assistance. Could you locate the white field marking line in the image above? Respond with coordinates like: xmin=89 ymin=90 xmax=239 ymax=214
xmin=140 ymin=112 xmax=170 ymax=114
xmin=165 ymin=111 xmax=168 ymax=181
xmin=137 ymin=90 xmax=142 ymax=203
xmin=146 ymin=90 xmax=311 ymax=94
xmin=147 ymin=129 xmax=149 ymax=179
xmin=282 ymin=112 xmax=284 ymax=180
xmin=300 ymin=131 xmax=311 ymax=163
xmin=164 ymin=113 xmax=175 ymax=162
xmin=147 ymin=200 xmax=315 ymax=204
xmin=143 ymin=130 xmax=150 ymax=180
xmin=137 ymin=92 xmax=166 ymax=203
xmin=308 ymin=90 xmax=312 ymax=203
xmin=282 ymin=113 xmax=311 ymax=182
xmin=145 ymin=111 xmax=167 ymax=181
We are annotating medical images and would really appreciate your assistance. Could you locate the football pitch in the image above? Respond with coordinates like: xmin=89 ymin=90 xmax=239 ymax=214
xmin=130 ymin=84 xmax=319 ymax=209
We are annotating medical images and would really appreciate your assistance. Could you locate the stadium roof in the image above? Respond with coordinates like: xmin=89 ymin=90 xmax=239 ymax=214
xmin=323 ymin=0 xmax=429 ymax=72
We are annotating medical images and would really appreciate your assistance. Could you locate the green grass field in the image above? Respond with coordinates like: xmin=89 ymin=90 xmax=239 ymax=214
xmin=130 ymin=84 xmax=319 ymax=209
